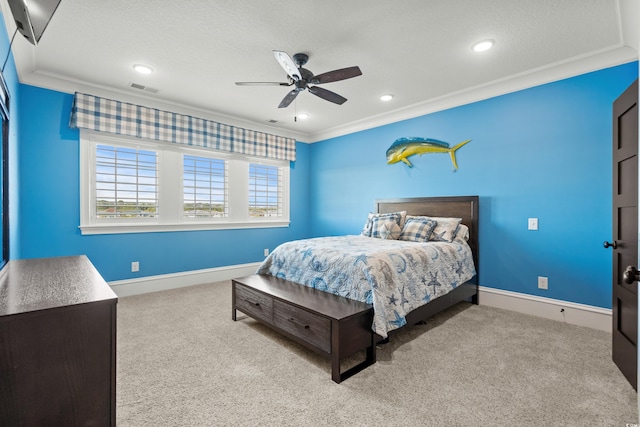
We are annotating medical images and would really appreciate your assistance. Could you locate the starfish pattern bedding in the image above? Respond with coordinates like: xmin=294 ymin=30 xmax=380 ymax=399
xmin=256 ymin=235 xmax=476 ymax=338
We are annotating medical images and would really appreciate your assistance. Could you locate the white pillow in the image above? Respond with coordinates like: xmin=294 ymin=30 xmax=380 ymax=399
xmin=427 ymin=217 xmax=462 ymax=242
xmin=453 ymin=224 xmax=470 ymax=242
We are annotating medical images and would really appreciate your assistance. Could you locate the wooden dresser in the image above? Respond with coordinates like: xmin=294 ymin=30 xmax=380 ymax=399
xmin=0 ymin=256 xmax=117 ymax=426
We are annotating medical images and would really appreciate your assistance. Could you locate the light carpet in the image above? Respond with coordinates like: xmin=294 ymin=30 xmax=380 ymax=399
xmin=116 ymin=281 xmax=637 ymax=426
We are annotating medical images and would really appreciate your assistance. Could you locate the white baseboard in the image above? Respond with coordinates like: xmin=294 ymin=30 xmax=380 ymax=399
xmin=109 ymin=267 xmax=613 ymax=332
xmin=479 ymin=286 xmax=612 ymax=332
xmin=108 ymin=262 xmax=261 ymax=297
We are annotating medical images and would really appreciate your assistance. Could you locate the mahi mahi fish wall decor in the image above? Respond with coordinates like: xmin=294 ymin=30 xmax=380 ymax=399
xmin=386 ymin=137 xmax=471 ymax=169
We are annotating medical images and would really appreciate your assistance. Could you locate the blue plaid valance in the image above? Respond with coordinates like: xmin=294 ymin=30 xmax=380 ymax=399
xmin=69 ymin=92 xmax=296 ymax=161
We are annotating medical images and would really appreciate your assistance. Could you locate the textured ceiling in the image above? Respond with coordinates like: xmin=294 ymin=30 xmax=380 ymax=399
xmin=1 ymin=0 xmax=637 ymax=141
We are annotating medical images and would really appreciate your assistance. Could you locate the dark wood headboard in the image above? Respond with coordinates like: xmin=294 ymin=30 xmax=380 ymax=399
xmin=375 ymin=196 xmax=479 ymax=282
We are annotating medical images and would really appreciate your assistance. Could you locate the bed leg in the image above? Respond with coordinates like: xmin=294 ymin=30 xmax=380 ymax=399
xmin=377 ymin=336 xmax=389 ymax=345
xmin=471 ymin=293 xmax=479 ymax=305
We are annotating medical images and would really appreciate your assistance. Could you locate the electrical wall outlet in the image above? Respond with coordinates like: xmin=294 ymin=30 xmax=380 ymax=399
xmin=538 ymin=276 xmax=548 ymax=290
xmin=131 ymin=261 xmax=139 ymax=272
xmin=264 ymin=248 xmax=269 ymax=257
xmin=528 ymin=218 xmax=539 ymax=230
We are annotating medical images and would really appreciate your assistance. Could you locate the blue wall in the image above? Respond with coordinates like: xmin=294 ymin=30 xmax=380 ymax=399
xmin=309 ymin=62 xmax=638 ymax=309
xmin=16 ymin=86 xmax=312 ymax=281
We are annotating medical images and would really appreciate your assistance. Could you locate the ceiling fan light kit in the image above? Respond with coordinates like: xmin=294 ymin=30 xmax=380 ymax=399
xmin=236 ymin=50 xmax=362 ymax=109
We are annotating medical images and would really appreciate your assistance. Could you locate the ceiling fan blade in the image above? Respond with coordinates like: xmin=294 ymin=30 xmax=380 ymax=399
xmin=235 ymin=81 xmax=292 ymax=86
xmin=278 ymin=89 xmax=300 ymax=108
xmin=311 ymin=66 xmax=362 ymax=84
xmin=308 ymin=86 xmax=347 ymax=105
xmin=273 ymin=50 xmax=301 ymax=81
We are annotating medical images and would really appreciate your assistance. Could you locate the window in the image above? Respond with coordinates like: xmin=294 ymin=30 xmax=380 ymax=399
xmin=95 ymin=145 xmax=158 ymax=218
xmin=183 ymin=155 xmax=227 ymax=218
xmin=249 ymin=164 xmax=281 ymax=218
xmin=80 ymin=131 xmax=289 ymax=234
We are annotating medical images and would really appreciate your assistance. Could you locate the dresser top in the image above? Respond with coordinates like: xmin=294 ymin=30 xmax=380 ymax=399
xmin=0 ymin=255 xmax=116 ymax=316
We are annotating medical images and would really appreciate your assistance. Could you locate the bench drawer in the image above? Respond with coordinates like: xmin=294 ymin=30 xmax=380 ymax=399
xmin=273 ymin=300 xmax=331 ymax=353
xmin=234 ymin=283 xmax=273 ymax=323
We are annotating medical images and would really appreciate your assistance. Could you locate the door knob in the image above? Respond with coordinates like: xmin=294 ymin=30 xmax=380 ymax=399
xmin=604 ymin=241 xmax=618 ymax=249
xmin=623 ymin=265 xmax=640 ymax=284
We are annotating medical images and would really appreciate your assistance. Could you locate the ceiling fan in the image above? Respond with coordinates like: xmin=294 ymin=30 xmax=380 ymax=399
xmin=235 ymin=50 xmax=362 ymax=108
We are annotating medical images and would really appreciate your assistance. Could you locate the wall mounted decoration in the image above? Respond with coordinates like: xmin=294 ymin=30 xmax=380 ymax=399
xmin=386 ymin=137 xmax=471 ymax=169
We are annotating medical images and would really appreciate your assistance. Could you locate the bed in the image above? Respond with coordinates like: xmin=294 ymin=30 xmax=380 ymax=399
xmin=256 ymin=195 xmax=479 ymax=339
xmin=233 ymin=196 xmax=479 ymax=382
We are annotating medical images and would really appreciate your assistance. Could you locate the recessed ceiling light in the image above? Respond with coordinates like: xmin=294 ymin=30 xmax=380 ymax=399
xmin=472 ymin=40 xmax=494 ymax=52
xmin=297 ymin=113 xmax=309 ymax=120
xmin=133 ymin=64 xmax=153 ymax=74
xmin=380 ymin=94 xmax=393 ymax=102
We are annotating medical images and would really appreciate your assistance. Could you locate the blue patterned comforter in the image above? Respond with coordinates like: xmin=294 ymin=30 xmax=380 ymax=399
xmin=256 ymin=235 xmax=476 ymax=338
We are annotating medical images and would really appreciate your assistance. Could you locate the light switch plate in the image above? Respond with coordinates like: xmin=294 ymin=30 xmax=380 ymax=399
xmin=528 ymin=218 xmax=538 ymax=230
xmin=538 ymin=276 xmax=548 ymax=290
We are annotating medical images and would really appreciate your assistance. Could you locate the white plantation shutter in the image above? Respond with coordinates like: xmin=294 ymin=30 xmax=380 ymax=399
xmin=183 ymin=155 xmax=228 ymax=218
xmin=249 ymin=164 xmax=282 ymax=217
xmin=95 ymin=145 xmax=158 ymax=218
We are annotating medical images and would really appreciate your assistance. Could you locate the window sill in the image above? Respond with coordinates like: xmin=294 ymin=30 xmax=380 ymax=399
xmin=79 ymin=220 xmax=290 ymax=235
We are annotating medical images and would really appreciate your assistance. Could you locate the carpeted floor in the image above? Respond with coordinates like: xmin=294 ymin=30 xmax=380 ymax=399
xmin=116 ymin=281 xmax=637 ymax=426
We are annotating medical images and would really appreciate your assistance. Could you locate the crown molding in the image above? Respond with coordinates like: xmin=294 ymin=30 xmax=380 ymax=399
xmin=306 ymin=45 xmax=638 ymax=142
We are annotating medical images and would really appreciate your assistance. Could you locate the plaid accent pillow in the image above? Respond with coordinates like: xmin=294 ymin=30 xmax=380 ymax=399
xmin=371 ymin=214 xmax=402 ymax=239
xmin=399 ymin=217 xmax=437 ymax=242
xmin=395 ymin=210 xmax=407 ymax=229
xmin=360 ymin=212 xmax=376 ymax=237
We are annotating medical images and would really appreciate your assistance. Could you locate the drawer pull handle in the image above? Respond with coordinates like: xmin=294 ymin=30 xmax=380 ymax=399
xmin=288 ymin=317 xmax=310 ymax=329
xmin=244 ymin=299 xmax=261 ymax=308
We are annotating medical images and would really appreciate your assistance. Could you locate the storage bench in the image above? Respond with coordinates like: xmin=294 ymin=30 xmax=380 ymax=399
xmin=232 ymin=274 xmax=375 ymax=383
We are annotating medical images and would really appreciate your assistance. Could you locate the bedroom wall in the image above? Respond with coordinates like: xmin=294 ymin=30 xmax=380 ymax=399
xmin=309 ymin=61 xmax=639 ymax=309
xmin=15 ymin=85 xmax=312 ymax=281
